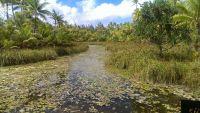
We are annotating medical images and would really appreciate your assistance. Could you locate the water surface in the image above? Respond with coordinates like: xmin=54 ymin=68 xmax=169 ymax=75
xmin=59 ymin=45 xmax=182 ymax=113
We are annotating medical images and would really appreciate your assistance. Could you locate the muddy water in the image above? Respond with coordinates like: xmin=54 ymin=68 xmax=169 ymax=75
xmin=58 ymin=45 xmax=182 ymax=113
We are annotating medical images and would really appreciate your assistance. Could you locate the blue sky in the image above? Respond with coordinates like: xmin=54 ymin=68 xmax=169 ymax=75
xmin=61 ymin=0 xmax=122 ymax=7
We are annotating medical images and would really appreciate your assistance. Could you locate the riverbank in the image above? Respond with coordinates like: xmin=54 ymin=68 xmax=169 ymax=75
xmin=105 ymin=42 xmax=200 ymax=99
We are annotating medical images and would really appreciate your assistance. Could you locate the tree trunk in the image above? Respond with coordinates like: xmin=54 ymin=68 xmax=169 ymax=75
xmin=197 ymin=22 xmax=200 ymax=36
xmin=6 ymin=2 xmax=9 ymax=20
xmin=159 ymin=45 xmax=163 ymax=57
xmin=195 ymin=22 xmax=200 ymax=50
xmin=53 ymin=19 xmax=56 ymax=39
xmin=55 ymin=20 xmax=57 ymax=27
xmin=11 ymin=0 xmax=16 ymax=22
xmin=34 ymin=16 xmax=37 ymax=33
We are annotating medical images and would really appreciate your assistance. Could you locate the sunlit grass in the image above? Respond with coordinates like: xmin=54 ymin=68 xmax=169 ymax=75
xmin=106 ymin=42 xmax=200 ymax=91
xmin=0 ymin=43 xmax=89 ymax=66
xmin=0 ymin=49 xmax=57 ymax=66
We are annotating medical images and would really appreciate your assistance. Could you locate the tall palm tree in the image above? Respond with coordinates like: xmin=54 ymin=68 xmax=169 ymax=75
xmin=133 ymin=0 xmax=138 ymax=9
xmin=26 ymin=0 xmax=50 ymax=33
xmin=173 ymin=0 xmax=200 ymax=44
xmin=11 ymin=0 xmax=20 ymax=22
xmin=51 ymin=9 xmax=64 ymax=27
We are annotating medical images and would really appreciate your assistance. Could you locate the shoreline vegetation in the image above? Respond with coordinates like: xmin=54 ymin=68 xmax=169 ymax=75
xmin=105 ymin=42 xmax=200 ymax=99
xmin=0 ymin=43 xmax=88 ymax=66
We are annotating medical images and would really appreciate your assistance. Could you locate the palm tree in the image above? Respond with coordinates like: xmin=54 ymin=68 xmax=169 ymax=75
xmin=168 ymin=0 xmax=179 ymax=6
xmin=51 ymin=9 xmax=64 ymax=27
xmin=11 ymin=0 xmax=20 ymax=22
xmin=26 ymin=0 xmax=50 ymax=33
xmin=173 ymin=0 xmax=200 ymax=46
xmin=133 ymin=0 xmax=138 ymax=9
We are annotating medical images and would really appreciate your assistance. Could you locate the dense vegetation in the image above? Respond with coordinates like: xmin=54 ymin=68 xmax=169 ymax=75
xmin=0 ymin=0 xmax=200 ymax=112
xmin=0 ymin=0 xmax=199 ymax=84
xmin=106 ymin=42 xmax=200 ymax=92
xmin=106 ymin=0 xmax=200 ymax=96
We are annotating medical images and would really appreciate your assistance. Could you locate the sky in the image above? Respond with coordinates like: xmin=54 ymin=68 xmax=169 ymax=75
xmin=0 ymin=0 xmax=150 ymax=25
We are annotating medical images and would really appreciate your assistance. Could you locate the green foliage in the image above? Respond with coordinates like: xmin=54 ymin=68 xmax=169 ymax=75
xmin=134 ymin=0 xmax=191 ymax=56
xmin=173 ymin=0 xmax=200 ymax=49
xmin=55 ymin=43 xmax=88 ymax=56
xmin=54 ymin=27 xmax=71 ymax=45
xmin=2 ymin=40 xmax=15 ymax=49
xmin=22 ymin=37 xmax=39 ymax=48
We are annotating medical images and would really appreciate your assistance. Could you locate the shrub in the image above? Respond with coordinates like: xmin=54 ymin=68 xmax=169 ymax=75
xmin=55 ymin=43 xmax=88 ymax=56
xmin=23 ymin=37 xmax=39 ymax=49
xmin=2 ymin=40 xmax=15 ymax=49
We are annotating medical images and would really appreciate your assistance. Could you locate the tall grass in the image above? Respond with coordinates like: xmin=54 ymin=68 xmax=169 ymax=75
xmin=106 ymin=42 xmax=200 ymax=89
xmin=0 ymin=49 xmax=57 ymax=66
xmin=0 ymin=43 xmax=89 ymax=66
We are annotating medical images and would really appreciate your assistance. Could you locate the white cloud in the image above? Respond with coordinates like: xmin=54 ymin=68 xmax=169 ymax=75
xmin=0 ymin=0 xmax=150 ymax=25
xmin=83 ymin=0 xmax=134 ymax=21
xmin=40 ymin=0 xmax=137 ymax=25
xmin=41 ymin=0 xmax=79 ymax=24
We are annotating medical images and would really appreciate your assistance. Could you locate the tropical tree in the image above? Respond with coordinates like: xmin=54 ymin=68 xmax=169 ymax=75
xmin=51 ymin=9 xmax=64 ymax=27
xmin=133 ymin=0 xmax=138 ymax=9
xmin=173 ymin=0 xmax=200 ymax=48
xmin=135 ymin=0 xmax=191 ymax=56
xmin=26 ymin=0 xmax=50 ymax=33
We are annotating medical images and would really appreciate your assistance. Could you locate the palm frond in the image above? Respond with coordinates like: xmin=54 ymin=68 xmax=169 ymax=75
xmin=38 ymin=2 xmax=48 ymax=11
xmin=176 ymin=3 xmax=189 ymax=15
xmin=173 ymin=14 xmax=193 ymax=22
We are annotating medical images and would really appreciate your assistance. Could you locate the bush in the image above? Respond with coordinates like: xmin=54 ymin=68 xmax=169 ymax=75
xmin=2 ymin=40 xmax=15 ymax=49
xmin=55 ymin=43 xmax=89 ymax=56
xmin=23 ymin=37 xmax=39 ymax=49
xmin=0 ymin=48 xmax=57 ymax=66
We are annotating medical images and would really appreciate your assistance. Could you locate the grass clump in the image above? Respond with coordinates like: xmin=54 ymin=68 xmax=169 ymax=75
xmin=148 ymin=62 xmax=188 ymax=84
xmin=0 ymin=49 xmax=57 ymax=66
